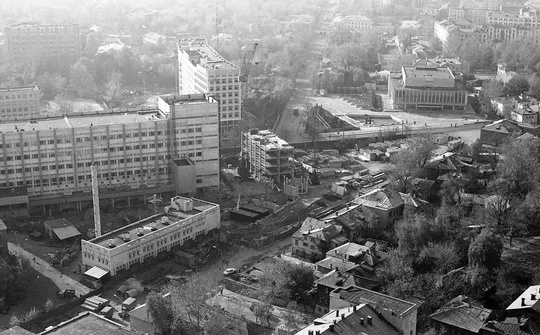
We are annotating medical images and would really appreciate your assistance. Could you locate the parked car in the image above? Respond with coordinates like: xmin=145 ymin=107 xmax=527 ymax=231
xmin=223 ymin=268 xmax=237 ymax=276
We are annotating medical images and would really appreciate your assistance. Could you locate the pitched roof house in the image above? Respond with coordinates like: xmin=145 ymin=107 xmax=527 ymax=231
xmin=330 ymin=285 xmax=418 ymax=335
xmin=353 ymin=188 xmax=405 ymax=228
xmin=295 ymin=304 xmax=401 ymax=335
xmin=430 ymin=295 xmax=493 ymax=334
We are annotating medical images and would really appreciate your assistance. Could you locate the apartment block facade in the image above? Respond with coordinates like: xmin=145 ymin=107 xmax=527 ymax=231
xmin=82 ymin=196 xmax=220 ymax=275
xmin=0 ymin=94 xmax=219 ymax=215
xmin=177 ymin=38 xmax=241 ymax=132
xmin=4 ymin=23 xmax=81 ymax=67
xmin=0 ymin=86 xmax=41 ymax=121
xmin=241 ymin=129 xmax=293 ymax=184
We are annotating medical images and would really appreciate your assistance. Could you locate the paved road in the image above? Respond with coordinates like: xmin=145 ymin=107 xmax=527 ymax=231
xmin=288 ymin=121 xmax=487 ymax=144
xmin=8 ymin=242 xmax=91 ymax=297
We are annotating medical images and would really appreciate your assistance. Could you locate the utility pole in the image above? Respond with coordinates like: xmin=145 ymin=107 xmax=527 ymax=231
xmin=91 ymin=165 xmax=101 ymax=238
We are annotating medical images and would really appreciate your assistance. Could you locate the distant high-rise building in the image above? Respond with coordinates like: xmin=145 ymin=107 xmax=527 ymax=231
xmin=177 ymin=38 xmax=241 ymax=133
xmin=0 ymin=85 xmax=41 ymax=121
xmin=4 ymin=23 xmax=81 ymax=67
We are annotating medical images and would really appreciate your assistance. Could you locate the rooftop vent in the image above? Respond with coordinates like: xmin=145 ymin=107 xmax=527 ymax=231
xmin=161 ymin=216 xmax=170 ymax=225
xmin=137 ymin=227 xmax=144 ymax=237
xmin=108 ymin=238 xmax=116 ymax=248
xmin=122 ymin=233 xmax=130 ymax=242
xmin=151 ymin=222 xmax=158 ymax=231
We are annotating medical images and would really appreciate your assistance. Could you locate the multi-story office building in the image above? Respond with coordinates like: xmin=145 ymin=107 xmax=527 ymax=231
xmin=448 ymin=7 xmax=492 ymax=24
xmin=177 ymin=38 xmax=241 ymax=132
xmin=82 ymin=196 xmax=220 ymax=276
xmin=0 ymin=85 xmax=41 ymax=121
xmin=388 ymin=66 xmax=468 ymax=110
xmin=4 ymin=23 xmax=81 ymax=67
xmin=444 ymin=6 xmax=540 ymax=45
xmin=434 ymin=20 xmax=487 ymax=51
xmin=241 ymin=129 xmax=294 ymax=184
xmin=0 ymin=94 xmax=219 ymax=215
xmin=487 ymin=7 xmax=539 ymax=28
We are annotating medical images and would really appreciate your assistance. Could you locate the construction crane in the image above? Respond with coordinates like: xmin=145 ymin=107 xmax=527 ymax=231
xmin=239 ymin=42 xmax=259 ymax=83
xmin=147 ymin=194 xmax=163 ymax=214
xmin=214 ymin=6 xmax=222 ymax=51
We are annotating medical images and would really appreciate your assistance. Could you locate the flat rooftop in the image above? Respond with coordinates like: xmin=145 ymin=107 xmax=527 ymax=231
xmin=403 ymin=66 xmax=454 ymax=79
xmin=0 ymin=85 xmax=39 ymax=92
xmin=245 ymin=129 xmax=293 ymax=150
xmin=0 ymin=112 xmax=160 ymax=134
xmin=89 ymin=198 xmax=218 ymax=248
xmin=159 ymin=94 xmax=217 ymax=105
xmin=179 ymin=38 xmax=238 ymax=70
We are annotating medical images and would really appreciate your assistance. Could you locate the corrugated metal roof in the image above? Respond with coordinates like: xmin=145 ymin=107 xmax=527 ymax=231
xmin=52 ymin=225 xmax=81 ymax=240
xmin=84 ymin=266 xmax=109 ymax=280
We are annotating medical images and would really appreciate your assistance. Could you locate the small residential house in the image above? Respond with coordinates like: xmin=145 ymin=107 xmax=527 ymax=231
xmin=40 ymin=311 xmax=134 ymax=335
xmin=353 ymin=188 xmax=405 ymax=228
xmin=44 ymin=218 xmax=81 ymax=242
xmin=430 ymin=295 xmax=493 ymax=335
xmin=291 ymin=218 xmax=347 ymax=262
xmin=295 ymin=303 xmax=401 ymax=335
xmin=506 ymin=285 xmax=540 ymax=317
xmin=314 ymin=243 xmax=382 ymax=315
xmin=330 ymin=285 xmax=419 ymax=335
xmin=333 ymin=206 xmax=379 ymax=242
xmin=511 ymin=108 xmax=539 ymax=125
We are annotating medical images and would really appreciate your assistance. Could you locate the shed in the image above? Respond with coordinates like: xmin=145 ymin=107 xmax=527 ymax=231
xmin=122 ymin=297 xmax=137 ymax=311
xmin=84 ymin=266 xmax=109 ymax=289
xmin=44 ymin=218 xmax=81 ymax=241
xmin=173 ymin=250 xmax=196 ymax=267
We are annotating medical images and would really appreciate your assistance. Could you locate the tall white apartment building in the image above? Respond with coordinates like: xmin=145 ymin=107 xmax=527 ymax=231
xmin=177 ymin=38 xmax=241 ymax=133
xmin=0 ymin=94 xmax=219 ymax=216
xmin=82 ymin=196 xmax=220 ymax=276
xmin=0 ymin=85 xmax=41 ymax=121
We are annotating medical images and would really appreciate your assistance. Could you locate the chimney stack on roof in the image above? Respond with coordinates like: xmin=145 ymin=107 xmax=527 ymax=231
xmin=532 ymin=293 xmax=536 ymax=301
xmin=367 ymin=316 xmax=372 ymax=325
xmin=522 ymin=297 xmax=527 ymax=306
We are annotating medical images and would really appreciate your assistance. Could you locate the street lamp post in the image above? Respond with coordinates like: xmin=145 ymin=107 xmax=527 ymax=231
xmin=212 ymin=245 xmax=223 ymax=269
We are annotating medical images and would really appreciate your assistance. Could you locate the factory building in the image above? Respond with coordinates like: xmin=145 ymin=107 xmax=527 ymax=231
xmin=81 ymin=196 xmax=220 ymax=276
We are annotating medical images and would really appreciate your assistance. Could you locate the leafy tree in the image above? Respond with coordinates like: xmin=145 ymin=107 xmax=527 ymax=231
xmin=102 ymin=71 xmax=123 ymax=108
xmin=495 ymin=136 xmax=540 ymax=200
xmin=398 ymin=27 xmax=418 ymax=52
xmin=468 ymin=230 xmax=503 ymax=271
xmin=54 ymin=93 xmax=75 ymax=115
xmin=258 ymin=261 xmax=314 ymax=303
xmin=503 ymin=75 xmax=530 ymax=96
xmin=169 ymin=272 xmax=218 ymax=330
xmin=69 ymin=61 xmax=96 ymax=98
xmin=36 ymin=72 xmax=67 ymax=100
xmin=146 ymin=292 xmax=176 ymax=335
xmin=386 ymin=134 xmax=436 ymax=193
xmin=250 ymin=301 xmax=273 ymax=326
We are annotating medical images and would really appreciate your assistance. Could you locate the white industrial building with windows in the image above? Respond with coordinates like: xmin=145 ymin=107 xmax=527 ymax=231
xmin=81 ymin=196 xmax=220 ymax=276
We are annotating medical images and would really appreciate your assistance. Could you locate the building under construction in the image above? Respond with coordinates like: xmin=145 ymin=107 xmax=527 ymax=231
xmin=241 ymin=129 xmax=294 ymax=184
xmin=81 ymin=196 xmax=220 ymax=276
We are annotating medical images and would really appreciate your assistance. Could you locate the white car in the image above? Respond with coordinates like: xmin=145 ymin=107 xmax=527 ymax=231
xmin=223 ymin=268 xmax=237 ymax=276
